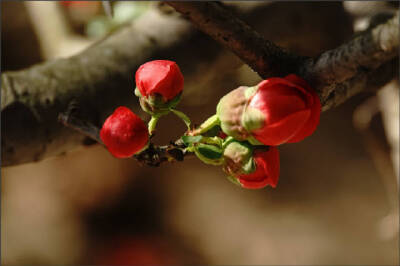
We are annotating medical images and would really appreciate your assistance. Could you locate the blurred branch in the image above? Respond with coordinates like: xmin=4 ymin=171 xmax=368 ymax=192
xmin=24 ymin=1 xmax=94 ymax=59
xmin=102 ymin=1 xmax=113 ymax=18
xmin=353 ymin=94 xmax=399 ymax=240
xmin=1 ymin=3 xmax=398 ymax=166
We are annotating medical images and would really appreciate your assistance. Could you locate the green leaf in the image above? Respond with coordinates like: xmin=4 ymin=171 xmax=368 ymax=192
xmin=194 ymin=143 xmax=224 ymax=166
xmin=181 ymin=135 xmax=203 ymax=146
xmin=202 ymin=125 xmax=222 ymax=137
xmin=196 ymin=143 xmax=223 ymax=160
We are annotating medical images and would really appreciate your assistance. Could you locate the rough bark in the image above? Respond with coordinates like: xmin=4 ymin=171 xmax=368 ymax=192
xmin=1 ymin=8 xmax=197 ymax=166
xmin=167 ymin=1 xmax=306 ymax=78
xmin=300 ymin=12 xmax=399 ymax=100
xmin=168 ymin=2 xmax=399 ymax=108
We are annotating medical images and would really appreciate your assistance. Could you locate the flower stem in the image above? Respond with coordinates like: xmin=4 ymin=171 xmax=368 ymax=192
xmin=190 ymin=114 xmax=220 ymax=135
xmin=148 ymin=115 xmax=160 ymax=135
xmin=171 ymin=109 xmax=191 ymax=130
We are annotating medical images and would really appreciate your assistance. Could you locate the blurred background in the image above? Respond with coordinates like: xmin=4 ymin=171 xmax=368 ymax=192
xmin=1 ymin=1 xmax=399 ymax=265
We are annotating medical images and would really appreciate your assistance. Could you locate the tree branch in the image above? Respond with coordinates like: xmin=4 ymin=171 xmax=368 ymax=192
xmin=2 ymin=3 xmax=397 ymax=166
xmin=167 ymin=2 xmax=398 ymax=105
xmin=300 ymin=11 xmax=399 ymax=98
xmin=166 ymin=1 xmax=306 ymax=78
xmin=1 ymin=8 xmax=196 ymax=166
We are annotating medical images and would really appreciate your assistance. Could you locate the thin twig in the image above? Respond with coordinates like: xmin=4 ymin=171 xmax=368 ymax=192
xmin=58 ymin=101 xmax=192 ymax=167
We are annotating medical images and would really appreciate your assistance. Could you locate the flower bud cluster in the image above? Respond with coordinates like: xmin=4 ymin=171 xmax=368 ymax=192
xmin=190 ymin=74 xmax=320 ymax=189
xmin=99 ymin=59 xmax=320 ymax=190
xmin=100 ymin=60 xmax=186 ymax=158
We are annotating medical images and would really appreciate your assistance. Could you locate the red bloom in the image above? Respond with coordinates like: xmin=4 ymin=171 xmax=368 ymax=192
xmin=217 ymin=74 xmax=320 ymax=146
xmin=135 ymin=60 xmax=184 ymax=101
xmin=249 ymin=74 xmax=321 ymax=145
xmin=237 ymin=147 xmax=280 ymax=189
xmin=100 ymin=106 xmax=149 ymax=158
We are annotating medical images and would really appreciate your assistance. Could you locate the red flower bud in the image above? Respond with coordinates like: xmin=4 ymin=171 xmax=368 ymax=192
xmin=135 ymin=60 xmax=184 ymax=101
xmin=236 ymin=147 xmax=280 ymax=189
xmin=100 ymin=106 xmax=149 ymax=158
xmin=217 ymin=74 xmax=321 ymax=146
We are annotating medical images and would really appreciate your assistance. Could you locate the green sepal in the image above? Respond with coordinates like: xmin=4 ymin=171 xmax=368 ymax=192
xmin=134 ymin=87 xmax=142 ymax=98
xmin=137 ymin=91 xmax=182 ymax=117
xmin=222 ymin=139 xmax=254 ymax=176
xmin=222 ymin=139 xmax=253 ymax=159
xmin=222 ymin=136 xmax=236 ymax=149
xmin=242 ymin=157 xmax=256 ymax=174
xmin=147 ymin=93 xmax=181 ymax=110
xmin=244 ymin=85 xmax=258 ymax=99
xmin=226 ymin=175 xmax=242 ymax=187
xmin=246 ymin=135 xmax=264 ymax=146
xmin=194 ymin=143 xmax=224 ymax=166
xmin=202 ymin=136 xmax=223 ymax=146
xmin=241 ymin=106 xmax=265 ymax=132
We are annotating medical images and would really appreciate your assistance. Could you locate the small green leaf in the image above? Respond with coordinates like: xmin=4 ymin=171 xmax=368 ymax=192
xmin=202 ymin=125 xmax=222 ymax=137
xmin=196 ymin=143 xmax=223 ymax=160
xmin=194 ymin=143 xmax=224 ymax=166
xmin=181 ymin=135 xmax=203 ymax=146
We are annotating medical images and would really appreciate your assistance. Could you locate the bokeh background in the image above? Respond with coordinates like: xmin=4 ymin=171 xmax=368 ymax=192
xmin=2 ymin=1 xmax=399 ymax=265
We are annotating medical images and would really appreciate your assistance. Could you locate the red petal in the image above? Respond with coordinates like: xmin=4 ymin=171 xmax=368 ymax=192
xmin=100 ymin=107 xmax=149 ymax=158
xmin=284 ymin=74 xmax=310 ymax=90
xmin=258 ymin=77 xmax=311 ymax=99
xmin=135 ymin=60 xmax=183 ymax=101
xmin=286 ymin=90 xmax=321 ymax=143
xmin=249 ymin=84 xmax=308 ymax=125
xmin=252 ymin=109 xmax=311 ymax=145
xmin=238 ymin=147 xmax=280 ymax=189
